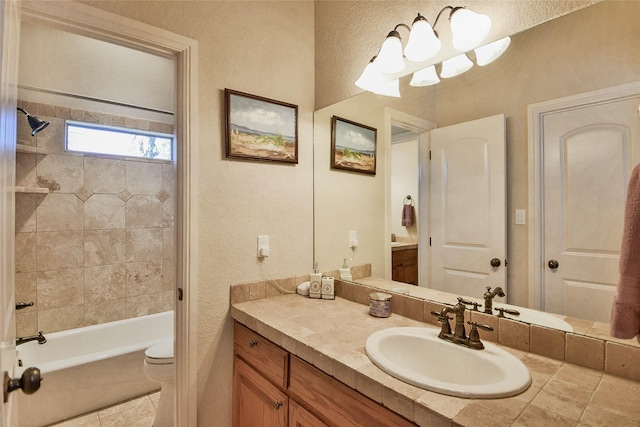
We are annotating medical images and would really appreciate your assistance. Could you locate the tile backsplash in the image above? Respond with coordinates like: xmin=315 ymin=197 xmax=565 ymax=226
xmin=15 ymin=101 xmax=175 ymax=335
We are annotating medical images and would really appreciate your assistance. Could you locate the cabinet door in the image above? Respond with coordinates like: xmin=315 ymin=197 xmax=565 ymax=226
xmin=233 ymin=357 xmax=288 ymax=427
xmin=289 ymin=401 xmax=326 ymax=427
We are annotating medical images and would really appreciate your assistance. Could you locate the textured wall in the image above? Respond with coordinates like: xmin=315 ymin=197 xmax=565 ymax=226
xmin=314 ymin=0 xmax=602 ymax=109
xmin=77 ymin=1 xmax=315 ymax=425
xmin=15 ymin=100 xmax=175 ymax=336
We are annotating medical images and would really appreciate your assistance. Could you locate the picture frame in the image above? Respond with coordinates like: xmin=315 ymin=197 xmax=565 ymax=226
xmin=331 ymin=116 xmax=377 ymax=175
xmin=225 ymin=89 xmax=298 ymax=164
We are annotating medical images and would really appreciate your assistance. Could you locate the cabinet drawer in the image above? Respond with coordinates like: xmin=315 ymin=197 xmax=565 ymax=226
xmin=289 ymin=356 xmax=416 ymax=427
xmin=234 ymin=322 xmax=289 ymax=390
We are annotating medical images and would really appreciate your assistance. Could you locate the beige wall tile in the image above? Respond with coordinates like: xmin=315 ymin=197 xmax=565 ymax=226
xmin=162 ymin=163 xmax=175 ymax=196
xmin=126 ymin=293 xmax=163 ymax=317
xmin=125 ymin=195 xmax=162 ymax=228
xmin=162 ymin=227 xmax=174 ymax=260
xmin=36 ymin=193 xmax=83 ymax=231
xmin=35 ymin=154 xmax=83 ymax=192
xmin=249 ymin=281 xmax=266 ymax=300
xmin=162 ymin=291 xmax=174 ymax=311
xmin=162 ymin=258 xmax=175 ymax=292
xmin=84 ymin=263 xmax=126 ymax=303
xmin=530 ymin=325 xmax=565 ymax=361
xmin=15 ymin=232 xmax=36 ymax=273
xmin=36 ymin=231 xmax=83 ymax=271
xmin=15 ymin=272 xmax=37 ymax=311
xmin=37 ymin=117 xmax=66 ymax=154
xmin=565 ymin=333 xmax=604 ymax=370
xmin=126 ymin=161 xmax=163 ymax=195
xmin=162 ymin=196 xmax=174 ymax=227
xmin=83 ymin=157 xmax=126 ymax=194
xmin=125 ymin=228 xmax=162 ymax=262
xmin=126 ymin=260 xmax=162 ymax=297
xmin=84 ymin=194 xmax=125 ymax=229
xmin=84 ymin=229 xmax=125 ymax=266
xmin=605 ymin=342 xmax=640 ymax=381
xmin=16 ymin=153 xmax=37 ymax=188
xmin=38 ymin=305 xmax=85 ymax=333
xmin=37 ymin=268 xmax=83 ymax=310
xmin=16 ymin=193 xmax=37 ymax=232
xmin=498 ymin=318 xmax=530 ymax=352
xmin=470 ymin=311 xmax=499 ymax=342
xmin=85 ymin=299 xmax=127 ymax=326
xmin=16 ymin=311 xmax=38 ymax=337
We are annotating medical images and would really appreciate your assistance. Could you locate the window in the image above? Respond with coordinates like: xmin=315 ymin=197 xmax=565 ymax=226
xmin=66 ymin=121 xmax=173 ymax=160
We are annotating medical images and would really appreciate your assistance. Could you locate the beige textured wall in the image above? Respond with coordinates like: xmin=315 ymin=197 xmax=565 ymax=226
xmin=15 ymin=100 xmax=175 ymax=336
xmin=314 ymin=0 xmax=602 ymax=109
xmin=76 ymin=1 xmax=315 ymax=425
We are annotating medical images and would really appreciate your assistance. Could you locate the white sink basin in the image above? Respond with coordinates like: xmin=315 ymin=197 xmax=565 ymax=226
xmin=365 ymin=327 xmax=531 ymax=399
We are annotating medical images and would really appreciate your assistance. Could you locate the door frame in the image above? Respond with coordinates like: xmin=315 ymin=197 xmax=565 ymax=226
xmin=15 ymin=2 xmax=199 ymax=425
xmin=384 ymin=108 xmax=435 ymax=285
xmin=527 ymin=81 xmax=640 ymax=310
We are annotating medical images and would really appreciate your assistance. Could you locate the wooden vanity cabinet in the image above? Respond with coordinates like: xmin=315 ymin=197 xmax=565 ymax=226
xmin=392 ymin=248 xmax=418 ymax=285
xmin=233 ymin=322 xmax=417 ymax=427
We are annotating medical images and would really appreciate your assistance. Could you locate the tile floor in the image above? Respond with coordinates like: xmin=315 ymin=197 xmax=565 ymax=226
xmin=47 ymin=392 xmax=158 ymax=427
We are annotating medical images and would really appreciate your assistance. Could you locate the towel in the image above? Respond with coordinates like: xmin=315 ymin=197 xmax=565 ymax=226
xmin=402 ymin=204 xmax=413 ymax=227
xmin=610 ymin=163 xmax=640 ymax=343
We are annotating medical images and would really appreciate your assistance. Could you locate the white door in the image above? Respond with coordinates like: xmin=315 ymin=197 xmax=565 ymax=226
xmin=430 ymin=114 xmax=506 ymax=299
xmin=542 ymin=96 xmax=640 ymax=322
xmin=0 ymin=1 xmax=21 ymax=424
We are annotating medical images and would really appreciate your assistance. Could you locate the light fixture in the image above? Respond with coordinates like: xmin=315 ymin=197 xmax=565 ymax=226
xmin=449 ymin=7 xmax=492 ymax=52
xmin=474 ymin=37 xmax=511 ymax=66
xmin=372 ymin=30 xmax=405 ymax=74
xmin=17 ymin=107 xmax=50 ymax=136
xmin=404 ymin=14 xmax=441 ymax=62
xmin=355 ymin=57 xmax=386 ymax=92
xmin=373 ymin=79 xmax=401 ymax=98
xmin=410 ymin=65 xmax=440 ymax=87
xmin=440 ymin=53 xmax=473 ymax=78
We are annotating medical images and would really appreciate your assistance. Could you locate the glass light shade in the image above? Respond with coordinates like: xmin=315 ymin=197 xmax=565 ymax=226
xmin=440 ymin=53 xmax=473 ymax=78
xmin=474 ymin=37 xmax=511 ymax=66
xmin=450 ymin=8 xmax=491 ymax=52
xmin=355 ymin=59 xmax=386 ymax=92
xmin=373 ymin=78 xmax=401 ymax=97
xmin=404 ymin=16 xmax=441 ymax=62
xmin=410 ymin=66 xmax=440 ymax=87
xmin=373 ymin=31 xmax=405 ymax=74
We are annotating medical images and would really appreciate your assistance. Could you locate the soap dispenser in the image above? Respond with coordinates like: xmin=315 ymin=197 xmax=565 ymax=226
xmin=309 ymin=262 xmax=322 ymax=299
xmin=339 ymin=258 xmax=353 ymax=281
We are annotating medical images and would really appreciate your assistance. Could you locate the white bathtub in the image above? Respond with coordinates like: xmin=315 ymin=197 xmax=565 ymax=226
xmin=16 ymin=311 xmax=173 ymax=427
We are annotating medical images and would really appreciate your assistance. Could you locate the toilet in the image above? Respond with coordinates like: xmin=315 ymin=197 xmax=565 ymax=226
xmin=143 ymin=337 xmax=174 ymax=427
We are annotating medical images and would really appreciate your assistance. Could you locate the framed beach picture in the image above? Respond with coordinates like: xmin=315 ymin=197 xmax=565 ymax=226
xmin=331 ymin=116 xmax=377 ymax=175
xmin=225 ymin=89 xmax=298 ymax=164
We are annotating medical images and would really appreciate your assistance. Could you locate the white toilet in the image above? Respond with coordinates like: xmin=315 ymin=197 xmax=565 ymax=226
xmin=143 ymin=337 xmax=174 ymax=427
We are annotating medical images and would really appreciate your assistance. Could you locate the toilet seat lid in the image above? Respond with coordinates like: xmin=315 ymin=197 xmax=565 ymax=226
xmin=145 ymin=337 xmax=174 ymax=363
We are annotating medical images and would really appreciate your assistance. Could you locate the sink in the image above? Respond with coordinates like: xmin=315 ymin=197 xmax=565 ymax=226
xmin=365 ymin=327 xmax=531 ymax=398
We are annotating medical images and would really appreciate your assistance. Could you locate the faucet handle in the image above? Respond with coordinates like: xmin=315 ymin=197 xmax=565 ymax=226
xmin=430 ymin=311 xmax=452 ymax=336
xmin=457 ymin=297 xmax=475 ymax=306
xmin=494 ymin=307 xmax=520 ymax=318
xmin=467 ymin=321 xmax=494 ymax=332
xmin=467 ymin=321 xmax=494 ymax=350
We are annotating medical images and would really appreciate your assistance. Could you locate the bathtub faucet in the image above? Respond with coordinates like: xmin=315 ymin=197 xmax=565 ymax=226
xmin=16 ymin=331 xmax=46 ymax=346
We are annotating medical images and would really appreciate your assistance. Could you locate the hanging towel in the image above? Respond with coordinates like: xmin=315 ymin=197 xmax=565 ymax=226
xmin=610 ymin=163 xmax=640 ymax=343
xmin=402 ymin=204 xmax=413 ymax=227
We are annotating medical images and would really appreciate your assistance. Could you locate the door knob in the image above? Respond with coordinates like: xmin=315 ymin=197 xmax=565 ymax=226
xmin=490 ymin=258 xmax=501 ymax=268
xmin=548 ymin=259 xmax=559 ymax=269
xmin=3 ymin=367 xmax=42 ymax=402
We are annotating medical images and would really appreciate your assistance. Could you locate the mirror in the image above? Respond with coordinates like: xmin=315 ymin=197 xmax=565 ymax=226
xmin=314 ymin=1 xmax=640 ymax=335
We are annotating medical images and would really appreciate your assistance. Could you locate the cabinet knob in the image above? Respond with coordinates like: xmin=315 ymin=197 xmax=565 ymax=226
xmin=273 ymin=401 xmax=283 ymax=410
xmin=249 ymin=340 xmax=257 ymax=348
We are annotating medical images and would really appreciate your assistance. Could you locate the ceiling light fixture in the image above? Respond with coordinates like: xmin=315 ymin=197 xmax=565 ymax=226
xmin=355 ymin=6 xmax=504 ymax=97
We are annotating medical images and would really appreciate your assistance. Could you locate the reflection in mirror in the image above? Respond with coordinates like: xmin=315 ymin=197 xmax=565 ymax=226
xmin=313 ymin=1 xmax=640 ymax=337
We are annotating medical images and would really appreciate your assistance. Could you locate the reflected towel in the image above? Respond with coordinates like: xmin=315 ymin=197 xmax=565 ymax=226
xmin=610 ymin=163 xmax=640 ymax=343
xmin=402 ymin=204 xmax=413 ymax=227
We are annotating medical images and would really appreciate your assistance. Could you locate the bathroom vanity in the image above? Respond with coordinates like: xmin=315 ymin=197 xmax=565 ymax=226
xmin=391 ymin=244 xmax=418 ymax=285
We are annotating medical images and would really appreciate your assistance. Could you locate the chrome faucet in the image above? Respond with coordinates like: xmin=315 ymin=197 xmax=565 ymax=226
xmin=431 ymin=297 xmax=494 ymax=350
xmin=483 ymin=286 xmax=505 ymax=314
xmin=16 ymin=331 xmax=46 ymax=346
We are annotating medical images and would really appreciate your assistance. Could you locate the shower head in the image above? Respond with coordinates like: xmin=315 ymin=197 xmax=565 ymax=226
xmin=17 ymin=107 xmax=50 ymax=136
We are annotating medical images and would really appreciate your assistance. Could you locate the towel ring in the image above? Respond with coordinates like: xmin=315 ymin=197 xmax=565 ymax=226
xmin=404 ymin=195 xmax=413 ymax=206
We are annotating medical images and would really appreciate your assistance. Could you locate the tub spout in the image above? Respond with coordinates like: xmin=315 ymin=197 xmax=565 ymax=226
xmin=16 ymin=331 xmax=46 ymax=346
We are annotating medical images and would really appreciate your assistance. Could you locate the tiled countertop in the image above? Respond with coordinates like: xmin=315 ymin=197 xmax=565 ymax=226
xmin=231 ymin=294 xmax=640 ymax=427
xmin=391 ymin=242 xmax=418 ymax=251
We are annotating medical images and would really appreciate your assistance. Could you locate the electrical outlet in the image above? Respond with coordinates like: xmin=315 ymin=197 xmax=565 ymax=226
xmin=257 ymin=235 xmax=270 ymax=257
xmin=349 ymin=230 xmax=358 ymax=248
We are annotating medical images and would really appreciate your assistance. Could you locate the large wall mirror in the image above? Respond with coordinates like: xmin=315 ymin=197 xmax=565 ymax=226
xmin=314 ymin=1 xmax=640 ymax=338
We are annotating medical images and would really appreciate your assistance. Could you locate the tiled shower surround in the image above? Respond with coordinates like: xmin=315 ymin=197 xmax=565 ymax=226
xmin=15 ymin=100 xmax=175 ymax=336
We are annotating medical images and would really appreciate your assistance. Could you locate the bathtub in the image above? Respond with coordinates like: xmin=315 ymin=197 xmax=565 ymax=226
xmin=16 ymin=311 xmax=173 ymax=427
